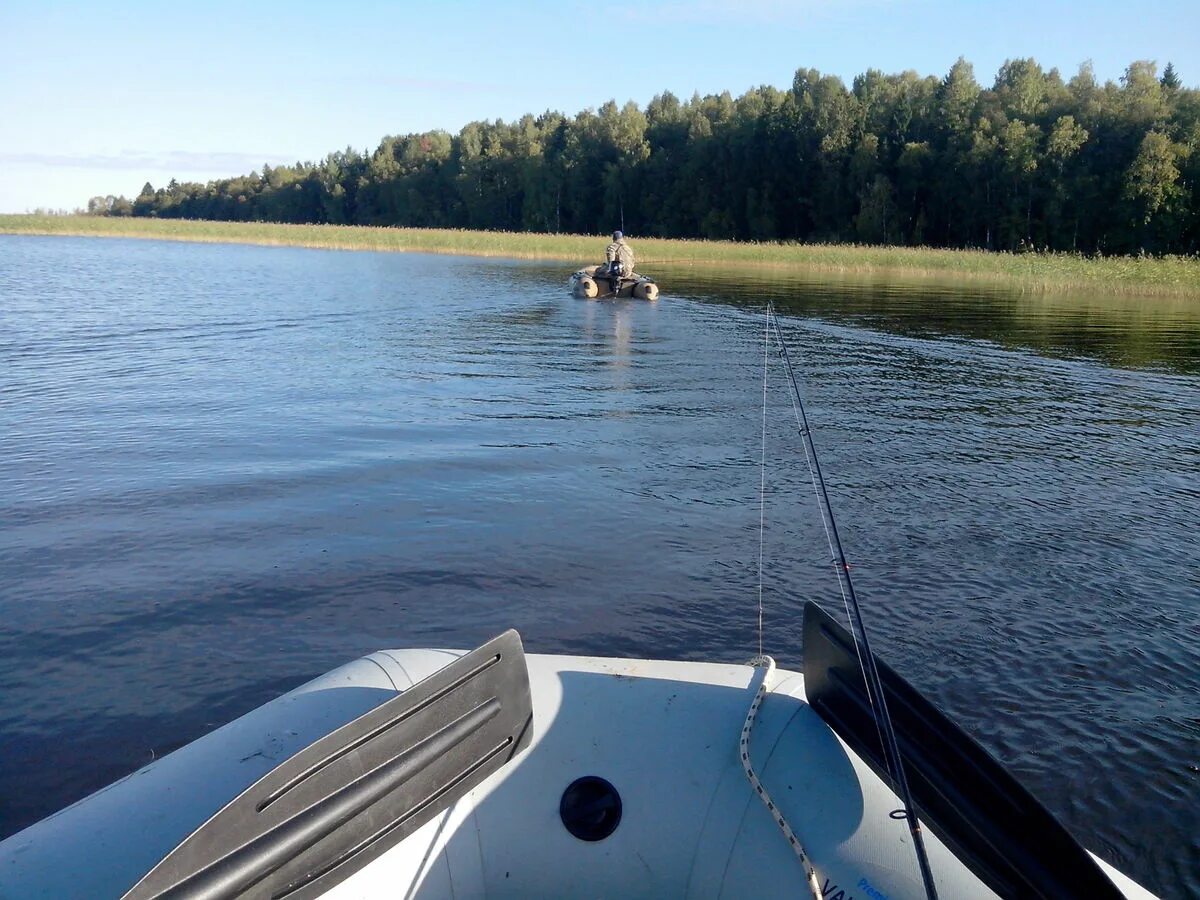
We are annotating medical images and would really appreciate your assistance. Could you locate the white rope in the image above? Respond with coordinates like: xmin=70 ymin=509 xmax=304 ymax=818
xmin=741 ymin=655 xmax=822 ymax=900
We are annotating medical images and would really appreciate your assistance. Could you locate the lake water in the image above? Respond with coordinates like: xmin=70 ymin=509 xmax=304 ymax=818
xmin=1 ymin=235 xmax=1197 ymax=897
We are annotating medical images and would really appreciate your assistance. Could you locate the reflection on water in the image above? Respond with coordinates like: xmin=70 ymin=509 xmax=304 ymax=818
xmin=644 ymin=263 xmax=1200 ymax=375
xmin=582 ymin=299 xmax=645 ymax=385
xmin=0 ymin=236 xmax=1197 ymax=897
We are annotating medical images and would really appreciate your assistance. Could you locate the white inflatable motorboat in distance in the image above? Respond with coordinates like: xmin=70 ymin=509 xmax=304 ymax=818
xmin=0 ymin=603 xmax=1155 ymax=899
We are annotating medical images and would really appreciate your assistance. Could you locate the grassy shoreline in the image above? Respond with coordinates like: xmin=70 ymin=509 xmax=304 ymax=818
xmin=3 ymin=214 xmax=1198 ymax=296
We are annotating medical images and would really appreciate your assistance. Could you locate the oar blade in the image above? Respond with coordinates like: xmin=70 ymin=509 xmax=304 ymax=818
xmin=123 ymin=629 xmax=532 ymax=900
xmin=802 ymin=602 xmax=1125 ymax=900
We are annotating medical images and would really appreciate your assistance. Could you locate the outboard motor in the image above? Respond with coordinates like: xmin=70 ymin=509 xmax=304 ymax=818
xmin=608 ymin=259 xmax=625 ymax=293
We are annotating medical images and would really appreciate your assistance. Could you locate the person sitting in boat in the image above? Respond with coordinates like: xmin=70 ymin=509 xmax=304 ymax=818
xmin=601 ymin=230 xmax=635 ymax=292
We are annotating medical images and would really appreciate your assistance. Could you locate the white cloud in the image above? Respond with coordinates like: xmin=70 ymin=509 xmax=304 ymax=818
xmin=339 ymin=75 xmax=505 ymax=93
xmin=0 ymin=150 xmax=294 ymax=173
xmin=618 ymin=0 xmax=897 ymax=26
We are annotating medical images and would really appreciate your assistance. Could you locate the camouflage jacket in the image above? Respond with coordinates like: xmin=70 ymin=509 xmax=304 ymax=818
xmin=604 ymin=238 xmax=635 ymax=274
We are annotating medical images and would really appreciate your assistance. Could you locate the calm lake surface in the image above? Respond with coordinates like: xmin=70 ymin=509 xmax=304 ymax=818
xmin=1 ymin=235 xmax=1197 ymax=896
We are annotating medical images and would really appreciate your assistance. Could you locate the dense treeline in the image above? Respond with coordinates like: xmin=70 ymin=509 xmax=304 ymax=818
xmin=93 ymin=58 xmax=1200 ymax=255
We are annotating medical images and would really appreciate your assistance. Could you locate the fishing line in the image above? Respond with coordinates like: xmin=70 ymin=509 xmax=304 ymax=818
xmin=765 ymin=302 xmax=940 ymax=900
xmin=758 ymin=306 xmax=769 ymax=659
xmin=746 ymin=308 xmax=821 ymax=899
xmin=767 ymin=310 xmax=885 ymax=758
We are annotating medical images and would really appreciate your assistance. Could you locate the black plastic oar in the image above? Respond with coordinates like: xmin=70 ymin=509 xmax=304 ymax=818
xmin=123 ymin=630 xmax=533 ymax=900
xmin=803 ymin=603 xmax=1126 ymax=900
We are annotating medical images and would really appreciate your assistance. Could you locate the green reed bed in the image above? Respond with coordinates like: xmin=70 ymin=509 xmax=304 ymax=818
xmin=3 ymin=214 xmax=1198 ymax=296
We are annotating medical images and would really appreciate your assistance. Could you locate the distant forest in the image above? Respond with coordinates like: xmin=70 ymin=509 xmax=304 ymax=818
xmin=92 ymin=58 xmax=1199 ymax=255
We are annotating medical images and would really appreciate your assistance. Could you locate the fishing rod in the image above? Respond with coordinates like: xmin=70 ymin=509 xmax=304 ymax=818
xmin=766 ymin=302 xmax=939 ymax=900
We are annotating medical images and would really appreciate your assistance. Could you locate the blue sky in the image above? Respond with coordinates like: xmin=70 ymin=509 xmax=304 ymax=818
xmin=2 ymin=0 xmax=1197 ymax=212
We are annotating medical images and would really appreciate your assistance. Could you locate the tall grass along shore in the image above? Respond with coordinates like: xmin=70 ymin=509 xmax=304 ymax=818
xmin=3 ymin=214 xmax=1198 ymax=297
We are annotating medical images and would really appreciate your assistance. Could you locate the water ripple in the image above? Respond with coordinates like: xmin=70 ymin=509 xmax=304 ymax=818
xmin=1 ymin=236 xmax=1197 ymax=896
